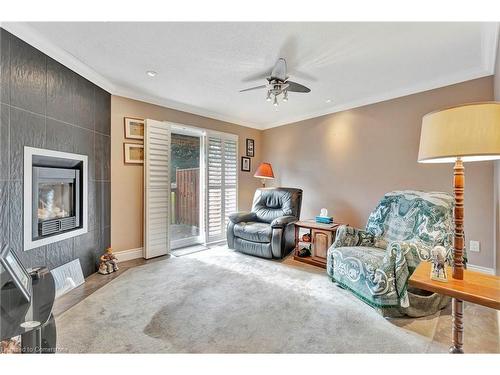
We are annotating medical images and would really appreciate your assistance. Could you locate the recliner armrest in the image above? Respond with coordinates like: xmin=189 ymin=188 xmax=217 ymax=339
xmin=228 ymin=211 xmax=257 ymax=224
xmin=270 ymin=215 xmax=297 ymax=228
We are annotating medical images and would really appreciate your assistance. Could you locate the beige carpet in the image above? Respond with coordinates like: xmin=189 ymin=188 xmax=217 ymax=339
xmin=55 ymin=247 xmax=449 ymax=353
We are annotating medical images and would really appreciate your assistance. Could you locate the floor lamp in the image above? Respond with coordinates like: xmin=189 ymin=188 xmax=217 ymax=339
xmin=417 ymin=102 xmax=500 ymax=353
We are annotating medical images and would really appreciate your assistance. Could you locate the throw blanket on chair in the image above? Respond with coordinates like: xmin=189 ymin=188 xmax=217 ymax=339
xmin=327 ymin=191 xmax=456 ymax=312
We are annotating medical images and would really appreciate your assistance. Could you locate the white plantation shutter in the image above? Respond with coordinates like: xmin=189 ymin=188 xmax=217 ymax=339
xmin=144 ymin=120 xmax=171 ymax=259
xmin=223 ymin=139 xmax=238 ymax=226
xmin=206 ymin=132 xmax=238 ymax=243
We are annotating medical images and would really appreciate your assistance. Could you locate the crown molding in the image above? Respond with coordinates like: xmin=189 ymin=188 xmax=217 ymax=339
xmin=111 ymin=87 xmax=266 ymax=130
xmin=2 ymin=22 xmax=498 ymax=132
xmin=262 ymin=67 xmax=493 ymax=130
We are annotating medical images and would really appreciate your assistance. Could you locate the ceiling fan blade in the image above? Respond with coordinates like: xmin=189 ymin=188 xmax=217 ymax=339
xmin=239 ymin=85 xmax=267 ymax=93
xmin=270 ymin=58 xmax=287 ymax=81
xmin=286 ymin=81 xmax=311 ymax=93
xmin=289 ymin=69 xmax=318 ymax=82
xmin=241 ymin=70 xmax=271 ymax=83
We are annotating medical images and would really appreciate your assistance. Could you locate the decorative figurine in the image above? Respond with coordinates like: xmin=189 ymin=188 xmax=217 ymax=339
xmin=98 ymin=262 xmax=109 ymax=275
xmin=98 ymin=247 xmax=119 ymax=275
xmin=430 ymin=245 xmax=448 ymax=282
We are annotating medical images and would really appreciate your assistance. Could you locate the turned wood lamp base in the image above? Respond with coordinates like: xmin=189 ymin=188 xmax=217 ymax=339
xmin=451 ymin=158 xmax=465 ymax=353
xmin=452 ymin=158 xmax=465 ymax=280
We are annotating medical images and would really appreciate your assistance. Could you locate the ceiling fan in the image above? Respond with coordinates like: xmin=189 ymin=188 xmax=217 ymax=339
xmin=239 ymin=58 xmax=311 ymax=106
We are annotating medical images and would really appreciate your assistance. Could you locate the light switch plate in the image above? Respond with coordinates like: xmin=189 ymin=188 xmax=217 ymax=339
xmin=469 ymin=240 xmax=480 ymax=253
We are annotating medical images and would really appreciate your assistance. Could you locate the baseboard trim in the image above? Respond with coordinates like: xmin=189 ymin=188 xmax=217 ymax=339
xmin=113 ymin=247 xmax=496 ymax=275
xmin=467 ymin=264 xmax=495 ymax=275
xmin=115 ymin=247 xmax=144 ymax=262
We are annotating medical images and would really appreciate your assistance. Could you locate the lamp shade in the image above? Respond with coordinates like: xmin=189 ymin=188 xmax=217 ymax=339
xmin=418 ymin=102 xmax=500 ymax=163
xmin=254 ymin=162 xmax=274 ymax=179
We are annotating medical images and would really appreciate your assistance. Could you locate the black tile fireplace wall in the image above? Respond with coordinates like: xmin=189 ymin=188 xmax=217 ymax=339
xmin=0 ymin=29 xmax=111 ymax=277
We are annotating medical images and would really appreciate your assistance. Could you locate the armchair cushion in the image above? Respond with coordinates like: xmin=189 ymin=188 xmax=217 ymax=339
xmin=233 ymin=222 xmax=272 ymax=243
xmin=229 ymin=211 xmax=257 ymax=224
xmin=270 ymin=215 xmax=297 ymax=228
xmin=252 ymin=188 xmax=303 ymax=223
xmin=365 ymin=190 xmax=454 ymax=248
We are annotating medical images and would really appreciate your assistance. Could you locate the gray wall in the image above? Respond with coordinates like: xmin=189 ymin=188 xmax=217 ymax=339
xmin=0 ymin=28 xmax=111 ymax=277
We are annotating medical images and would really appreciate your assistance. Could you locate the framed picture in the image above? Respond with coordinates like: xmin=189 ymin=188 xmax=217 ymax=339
xmin=124 ymin=143 xmax=144 ymax=164
xmin=124 ymin=117 xmax=145 ymax=140
xmin=246 ymin=138 xmax=255 ymax=157
xmin=241 ymin=156 xmax=251 ymax=172
xmin=0 ymin=245 xmax=32 ymax=302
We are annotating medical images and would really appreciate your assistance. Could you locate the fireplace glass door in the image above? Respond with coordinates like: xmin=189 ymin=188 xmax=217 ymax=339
xmin=33 ymin=167 xmax=80 ymax=239
xmin=38 ymin=182 xmax=74 ymax=221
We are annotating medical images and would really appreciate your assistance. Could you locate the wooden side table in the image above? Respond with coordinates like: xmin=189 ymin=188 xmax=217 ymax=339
xmin=293 ymin=220 xmax=342 ymax=268
xmin=409 ymin=262 xmax=500 ymax=353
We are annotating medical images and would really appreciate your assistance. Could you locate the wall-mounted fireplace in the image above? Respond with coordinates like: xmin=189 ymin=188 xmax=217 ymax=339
xmin=34 ymin=166 xmax=81 ymax=238
xmin=24 ymin=147 xmax=88 ymax=251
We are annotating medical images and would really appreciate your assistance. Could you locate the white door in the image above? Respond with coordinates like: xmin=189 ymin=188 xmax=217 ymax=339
xmin=143 ymin=119 xmax=171 ymax=259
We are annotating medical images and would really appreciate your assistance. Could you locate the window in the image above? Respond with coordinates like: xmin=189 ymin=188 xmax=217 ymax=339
xmin=206 ymin=132 xmax=238 ymax=243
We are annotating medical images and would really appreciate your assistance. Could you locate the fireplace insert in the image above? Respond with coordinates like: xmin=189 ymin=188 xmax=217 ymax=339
xmin=32 ymin=163 xmax=82 ymax=240
xmin=24 ymin=147 xmax=88 ymax=251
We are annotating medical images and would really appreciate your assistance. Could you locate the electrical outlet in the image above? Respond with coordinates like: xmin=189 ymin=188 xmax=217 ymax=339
xmin=469 ymin=240 xmax=480 ymax=253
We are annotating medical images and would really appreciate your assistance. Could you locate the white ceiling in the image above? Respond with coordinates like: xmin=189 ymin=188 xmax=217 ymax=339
xmin=5 ymin=22 xmax=499 ymax=129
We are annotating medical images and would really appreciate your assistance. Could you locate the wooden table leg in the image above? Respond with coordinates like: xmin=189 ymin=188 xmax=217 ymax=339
xmin=294 ymin=225 xmax=299 ymax=254
xmin=449 ymin=298 xmax=464 ymax=354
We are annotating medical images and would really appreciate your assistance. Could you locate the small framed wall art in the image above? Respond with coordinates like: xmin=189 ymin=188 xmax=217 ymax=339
xmin=124 ymin=117 xmax=145 ymax=140
xmin=124 ymin=143 xmax=144 ymax=164
xmin=246 ymin=138 xmax=255 ymax=157
xmin=241 ymin=156 xmax=251 ymax=172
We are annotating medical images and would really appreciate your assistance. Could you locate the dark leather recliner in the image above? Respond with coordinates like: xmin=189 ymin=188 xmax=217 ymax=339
xmin=227 ymin=187 xmax=303 ymax=259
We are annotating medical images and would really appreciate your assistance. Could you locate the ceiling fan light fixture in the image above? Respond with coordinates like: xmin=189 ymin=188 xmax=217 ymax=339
xmin=240 ymin=58 xmax=311 ymax=107
xmin=283 ymin=91 xmax=288 ymax=102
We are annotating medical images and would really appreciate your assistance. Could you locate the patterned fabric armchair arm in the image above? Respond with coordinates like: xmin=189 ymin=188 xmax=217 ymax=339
xmin=379 ymin=240 xmax=436 ymax=307
xmin=385 ymin=240 xmax=433 ymax=266
xmin=332 ymin=225 xmax=376 ymax=248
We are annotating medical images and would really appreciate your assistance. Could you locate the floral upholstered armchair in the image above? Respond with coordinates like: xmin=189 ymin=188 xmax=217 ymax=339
xmin=327 ymin=190 xmax=459 ymax=317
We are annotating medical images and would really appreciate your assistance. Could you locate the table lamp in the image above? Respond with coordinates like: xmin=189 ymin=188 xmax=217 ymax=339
xmin=418 ymin=102 xmax=500 ymax=280
xmin=254 ymin=162 xmax=274 ymax=187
